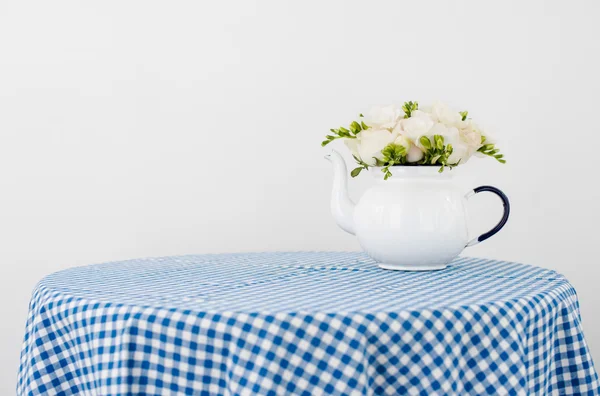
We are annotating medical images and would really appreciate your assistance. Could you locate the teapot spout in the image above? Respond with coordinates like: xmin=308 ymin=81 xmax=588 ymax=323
xmin=325 ymin=150 xmax=356 ymax=235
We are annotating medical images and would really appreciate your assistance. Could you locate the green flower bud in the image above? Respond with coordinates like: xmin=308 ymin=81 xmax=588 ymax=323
xmin=434 ymin=135 xmax=444 ymax=150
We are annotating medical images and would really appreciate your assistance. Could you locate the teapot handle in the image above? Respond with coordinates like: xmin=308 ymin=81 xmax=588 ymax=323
xmin=465 ymin=185 xmax=510 ymax=247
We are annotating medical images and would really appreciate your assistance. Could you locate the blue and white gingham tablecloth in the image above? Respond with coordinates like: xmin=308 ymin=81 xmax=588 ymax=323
xmin=17 ymin=253 xmax=600 ymax=395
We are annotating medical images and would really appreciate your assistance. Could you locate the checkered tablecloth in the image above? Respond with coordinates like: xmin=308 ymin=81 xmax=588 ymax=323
xmin=17 ymin=253 xmax=600 ymax=395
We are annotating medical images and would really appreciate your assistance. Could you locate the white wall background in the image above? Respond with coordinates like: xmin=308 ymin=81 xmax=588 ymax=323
xmin=1 ymin=0 xmax=599 ymax=393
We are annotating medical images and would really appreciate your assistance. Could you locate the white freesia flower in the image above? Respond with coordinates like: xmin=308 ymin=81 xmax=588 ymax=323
xmin=407 ymin=144 xmax=424 ymax=162
xmin=478 ymin=127 xmax=495 ymax=145
xmin=458 ymin=118 xmax=481 ymax=133
xmin=400 ymin=110 xmax=434 ymax=142
xmin=462 ymin=130 xmax=483 ymax=157
xmin=427 ymin=123 xmax=470 ymax=164
xmin=344 ymin=138 xmax=360 ymax=158
xmin=391 ymin=121 xmax=404 ymax=136
xmin=324 ymin=101 xmax=505 ymax=177
xmin=446 ymin=128 xmax=470 ymax=164
xmin=429 ymin=101 xmax=462 ymax=127
xmin=428 ymin=122 xmax=449 ymax=139
xmin=393 ymin=134 xmax=424 ymax=163
xmin=364 ymin=105 xmax=403 ymax=129
xmin=357 ymin=128 xmax=398 ymax=166
xmin=474 ymin=129 xmax=497 ymax=158
xmin=415 ymin=121 xmax=445 ymax=150
xmin=481 ymin=134 xmax=494 ymax=145
xmin=457 ymin=119 xmax=484 ymax=158
xmin=393 ymin=135 xmax=411 ymax=150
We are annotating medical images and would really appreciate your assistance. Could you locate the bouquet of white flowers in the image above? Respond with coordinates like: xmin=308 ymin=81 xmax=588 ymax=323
xmin=322 ymin=101 xmax=505 ymax=179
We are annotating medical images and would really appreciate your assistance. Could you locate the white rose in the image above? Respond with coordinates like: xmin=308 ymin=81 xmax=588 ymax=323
xmin=430 ymin=101 xmax=461 ymax=127
xmin=400 ymin=110 xmax=434 ymax=142
xmin=363 ymin=105 xmax=403 ymax=130
xmin=357 ymin=128 xmax=398 ymax=166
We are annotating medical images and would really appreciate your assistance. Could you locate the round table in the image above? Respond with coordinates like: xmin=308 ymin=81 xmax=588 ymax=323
xmin=17 ymin=253 xmax=599 ymax=395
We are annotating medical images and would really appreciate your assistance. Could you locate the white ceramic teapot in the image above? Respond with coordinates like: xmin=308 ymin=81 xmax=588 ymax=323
xmin=325 ymin=150 xmax=510 ymax=271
